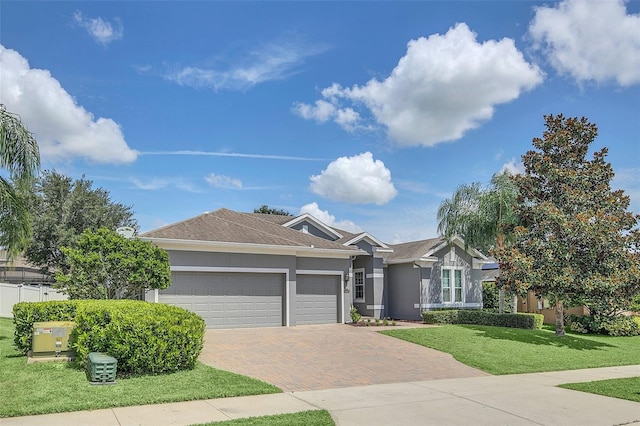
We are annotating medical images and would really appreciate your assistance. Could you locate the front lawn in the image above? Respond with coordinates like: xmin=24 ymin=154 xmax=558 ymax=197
xmin=0 ymin=317 xmax=280 ymax=418
xmin=559 ymin=377 xmax=640 ymax=403
xmin=381 ymin=324 xmax=640 ymax=375
xmin=193 ymin=410 xmax=335 ymax=426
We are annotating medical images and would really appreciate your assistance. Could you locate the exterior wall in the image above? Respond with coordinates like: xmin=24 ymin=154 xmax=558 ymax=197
xmin=350 ymin=242 xmax=385 ymax=319
xmin=162 ymin=250 xmax=349 ymax=326
xmin=386 ymin=263 xmax=421 ymax=320
xmin=423 ymin=245 xmax=483 ymax=310
xmin=289 ymin=221 xmax=337 ymax=241
xmin=518 ymin=292 xmax=588 ymax=324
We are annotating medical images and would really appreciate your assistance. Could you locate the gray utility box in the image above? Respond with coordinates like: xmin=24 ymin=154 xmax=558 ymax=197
xmin=32 ymin=321 xmax=76 ymax=357
xmin=88 ymin=352 xmax=117 ymax=384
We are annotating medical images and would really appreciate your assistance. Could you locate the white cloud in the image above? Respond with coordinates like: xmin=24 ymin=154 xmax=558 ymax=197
xmin=612 ymin=167 xmax=640 ymax=214
xmin=164 ymin=38 xmax=328 ymax=91
xmin=529 ymin=0 xmax=640 ymax=86
xmin=0 ymin=45 xmax=137 ymax=164
xmin=73 ymin=10 xmax=123 ymax=46
xmin=310 ymin=152 xmax=397 ymax=205
xmin=500 ymin=158 xmax=525 ymax=175
xmin=204 ymin=173 xmax=243 ymax=189
xmin=299 ymin=202 xmax=363 ymax=233
xmin=295 ymin=23 xmax=543 ymax=147
xmin=130 ymin=177 xmax=199 ymax=193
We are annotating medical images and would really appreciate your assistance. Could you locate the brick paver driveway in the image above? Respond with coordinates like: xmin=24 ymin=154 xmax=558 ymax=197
xmin=199 ymin=323 xmax=488 ymax=391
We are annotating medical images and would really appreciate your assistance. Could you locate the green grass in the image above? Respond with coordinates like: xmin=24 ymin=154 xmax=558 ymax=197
xmin=381 ymin=324 xmax=640 ymax=375
xmin=559 ymin=377 xmax=640 ymax=403
xmin=0 ymin=317 xmax=280 ymax=418
xmin=193 ymin=410 xmax=335 ymax=426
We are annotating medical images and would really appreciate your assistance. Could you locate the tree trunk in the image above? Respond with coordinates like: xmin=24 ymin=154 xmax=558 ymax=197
xmin=499 ymin=287 xmax=505 ymax=314
xmin=511 ymin=294 xmax=518 ymax=314
xmin=555 ymin=300 xmax=565 ymax=337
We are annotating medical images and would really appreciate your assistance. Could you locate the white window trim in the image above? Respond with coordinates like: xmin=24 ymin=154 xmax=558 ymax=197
xmin=441 ymin=267 xmax=464 ymax=304
xmin=353 ymin=268 xmax=365 ymax=302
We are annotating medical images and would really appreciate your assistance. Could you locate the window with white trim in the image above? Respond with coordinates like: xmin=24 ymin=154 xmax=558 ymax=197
xmin=442 ymin=268 xmax=463 ymax=303
xmin=354 ymin=269 xmax=364 ymax=301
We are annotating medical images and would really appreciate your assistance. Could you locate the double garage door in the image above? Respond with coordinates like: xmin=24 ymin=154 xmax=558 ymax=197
xmin=159 ymin=271 xmax=339 ymax=328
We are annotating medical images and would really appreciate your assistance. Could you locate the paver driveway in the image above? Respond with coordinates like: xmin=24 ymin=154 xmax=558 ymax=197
xmin=199 ymin=323 xmax=488 ymax=391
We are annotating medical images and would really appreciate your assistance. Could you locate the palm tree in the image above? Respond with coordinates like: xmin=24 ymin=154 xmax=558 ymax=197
xmin=437 ymin=171 xmax=520 ymax=312
xmin=0 ymin=104 xmax=40 ymax=260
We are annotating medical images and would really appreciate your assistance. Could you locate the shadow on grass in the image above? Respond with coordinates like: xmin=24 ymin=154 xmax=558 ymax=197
xmin=461 ymin=325 xmax=616 ymax=350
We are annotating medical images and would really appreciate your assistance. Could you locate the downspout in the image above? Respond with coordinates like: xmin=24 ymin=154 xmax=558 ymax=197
xmin=414 ymin=262 xmax=422 ymax=318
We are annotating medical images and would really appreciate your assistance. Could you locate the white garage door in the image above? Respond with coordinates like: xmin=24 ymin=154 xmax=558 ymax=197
xmin=295 ymin=274 xmax=339 ymax=325
xmin=160 ymin=272 xmax=284 ymax=328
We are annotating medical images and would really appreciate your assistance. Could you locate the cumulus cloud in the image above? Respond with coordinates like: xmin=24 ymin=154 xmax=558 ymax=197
xmin=204 ymin=172 xmax=243 ymax=189
xmin=164 ymin=38 xmax=328 ymax=91
xmin=0 ymin=45 xmax=137 ymax=164
xmin=529 ymin=0 xmax=640 ymax=86
xmin=310 ymin=152 xmax=397 ymax=205
xmin=299 ymin=202 xmax=363 ymax=233
xmin=73 ymin=10 xmax=123 ymax=46
xmin=500 ymin=158 xmax=525 ymax=175
xmin=294 ymin=23 xmax=543 ymax=147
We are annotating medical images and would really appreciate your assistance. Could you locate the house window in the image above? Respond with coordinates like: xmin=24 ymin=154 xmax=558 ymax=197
xmin=442 ymin=269 xmax=451 ymax=302
xmin=302 ymin=224 xmax=309 ymax=234
xmin=442 ymin=268 xmax=464 ymax=303
xmin=354 ymin=269 xmax=364 ymax=301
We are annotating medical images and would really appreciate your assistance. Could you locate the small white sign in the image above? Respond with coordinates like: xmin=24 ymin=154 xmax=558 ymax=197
xmin=116 ymin=227 xmax=136 ymax=239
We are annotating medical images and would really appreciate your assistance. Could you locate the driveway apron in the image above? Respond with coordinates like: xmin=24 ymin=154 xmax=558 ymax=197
xmin=199 ymin=323 xmax=488 ymax=392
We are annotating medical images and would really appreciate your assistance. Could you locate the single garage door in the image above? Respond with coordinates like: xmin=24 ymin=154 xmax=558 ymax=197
xmin=160 ymin=272 xmax=284 ymax=328
xmin=295 ymin=274 xmax=340 ymax=325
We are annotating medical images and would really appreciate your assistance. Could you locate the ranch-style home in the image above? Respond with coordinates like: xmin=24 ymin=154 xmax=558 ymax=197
xmin=140 ymin=208 xmax=492 ymax=328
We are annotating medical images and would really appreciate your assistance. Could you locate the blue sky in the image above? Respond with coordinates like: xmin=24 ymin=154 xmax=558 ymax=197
xmin=1 ymin=1 xmax=639 ymax=243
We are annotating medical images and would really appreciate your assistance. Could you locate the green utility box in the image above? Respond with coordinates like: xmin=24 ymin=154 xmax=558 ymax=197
xmin=88 ymin=352 xmax=117 ymax=384
xmin=32 ymin=321 xmax=76 ymax=357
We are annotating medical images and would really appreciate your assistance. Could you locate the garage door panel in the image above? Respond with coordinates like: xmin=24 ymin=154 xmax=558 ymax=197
xmin=161 ymin=272 xmax=284 ymax=329
xmin=296 ymin=275 xmax=339 ymax=325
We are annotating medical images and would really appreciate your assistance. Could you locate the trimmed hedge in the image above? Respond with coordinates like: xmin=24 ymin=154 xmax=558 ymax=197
xmin=12 ymin=300 xmax=205 ymax=375
xmin=422 ymin=309 xmax=544 ymax=329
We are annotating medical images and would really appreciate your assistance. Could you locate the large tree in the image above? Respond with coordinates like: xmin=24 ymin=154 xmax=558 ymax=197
xmin=55 ymin=228 xmax=170 ymax=299
xmin=437 ymin=171 xmax=520 ymax=312
xmin=0 ymin=105 xmax=40 ymax=260
xmin=494 ymin=115 xmax=640 ymax=336
xmin=25 ymin=170 xmax=137 ymax=276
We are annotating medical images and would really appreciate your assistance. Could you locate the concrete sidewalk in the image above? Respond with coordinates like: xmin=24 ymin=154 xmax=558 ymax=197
xmin=2 ymin=365 xmax=639 ymax=426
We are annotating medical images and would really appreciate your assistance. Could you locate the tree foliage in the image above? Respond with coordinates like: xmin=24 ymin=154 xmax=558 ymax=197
xmin=493 ymin=115 xmax=640 ymax=336
xmin=24 ymin=170 xmax=136 ymax=276
xmin=253 ymin=205 xmax=293 ymax=216
xmin=55 ymin=228 xmax=171 ymax=300
xmin=0 ymin=105 xmax=40 ymax=260
xmin=437 ymin=171 xmax=519 ymax=254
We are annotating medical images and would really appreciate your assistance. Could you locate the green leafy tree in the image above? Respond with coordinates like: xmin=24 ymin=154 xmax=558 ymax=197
xmin=55 ymin=228 xmax=171 ymax=299
xmin=494 ymin=115 xmax=640 ymax=336
xmin=253 ymin=205 xmax=293 ymax=216
xmin=25 ymin=170 xmax=136 ymax=276
xmin=0 ymin=105 xmax=40 ymax=260
xmin=437 ymin=171 xmax=520 ymax=312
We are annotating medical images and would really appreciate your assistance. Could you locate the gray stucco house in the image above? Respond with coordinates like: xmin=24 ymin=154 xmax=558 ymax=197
xmin=140 ymin=208 xmax=490 ymax=328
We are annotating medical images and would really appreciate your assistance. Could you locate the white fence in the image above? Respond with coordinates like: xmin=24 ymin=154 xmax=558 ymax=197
xmin=0 ymin=283 xmax=68 ymax=317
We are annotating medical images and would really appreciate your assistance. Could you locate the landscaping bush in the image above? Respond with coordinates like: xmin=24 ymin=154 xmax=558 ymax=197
xmin=568 ymin=314 xmax=640 ymax=337
xmin=71 ymin=300 xmax=205 ymax=375
xmin=12 ymin=299 xmax=205 ymax=375
xmin=422 ymin=309 xmax=543 ymax=329
xmin=13 ymin=300 xmax=80 ymax=354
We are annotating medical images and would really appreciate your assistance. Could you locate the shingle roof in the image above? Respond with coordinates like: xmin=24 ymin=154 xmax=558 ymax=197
xmin=141 ymin=208 xmax=358 ymax=251
xmin=383 ymin=237 xmax=445 ymax=262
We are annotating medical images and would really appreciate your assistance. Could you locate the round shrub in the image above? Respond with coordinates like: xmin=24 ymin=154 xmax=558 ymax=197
xmin=71 ymin=300 xmax=205 ymax=375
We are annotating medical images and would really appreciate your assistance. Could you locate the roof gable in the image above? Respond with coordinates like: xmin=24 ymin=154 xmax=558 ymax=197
xmin=282 ymin=214 xmax=343 ymax=240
